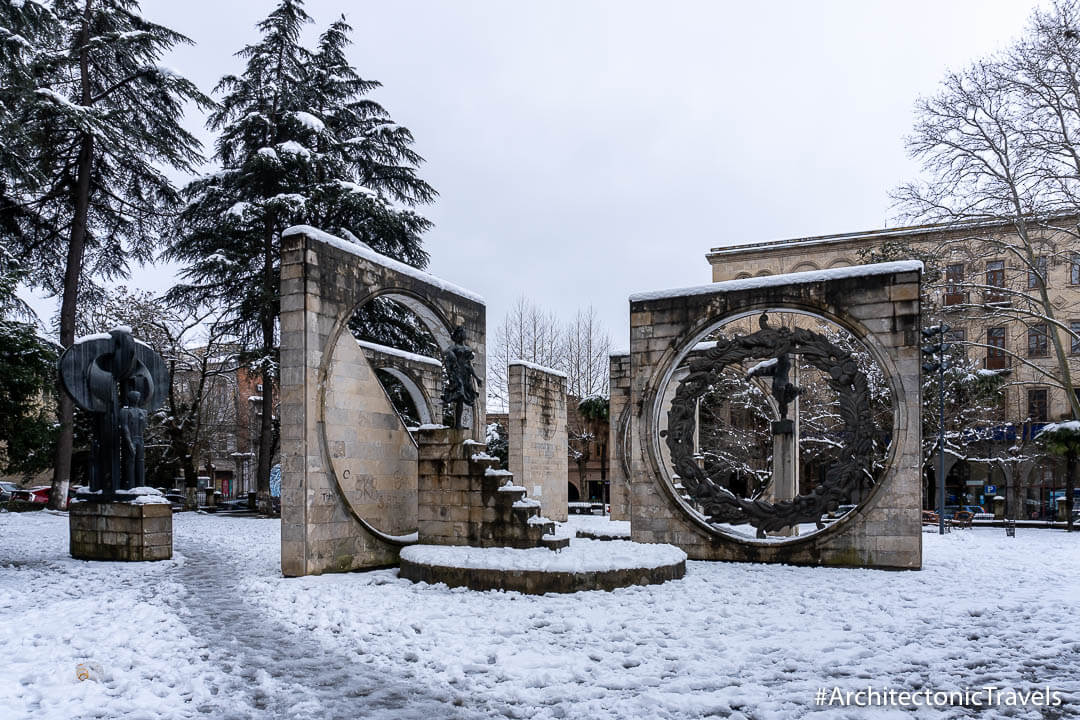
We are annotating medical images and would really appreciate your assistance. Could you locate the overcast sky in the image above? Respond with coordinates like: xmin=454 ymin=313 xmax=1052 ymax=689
xmin=24 ymin=0 xmax=1044 ymax=348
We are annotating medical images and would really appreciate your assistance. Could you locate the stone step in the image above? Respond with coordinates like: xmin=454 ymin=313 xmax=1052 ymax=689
xmin=509 ymin=499 xmax=542 ymax=520
xmin=541 ymin=534 xmax=571 ymax=551
xmin=463 ymin=441 xmax=494 ymax=461
xmin=493 ymin=481 xmax=528 ymax=505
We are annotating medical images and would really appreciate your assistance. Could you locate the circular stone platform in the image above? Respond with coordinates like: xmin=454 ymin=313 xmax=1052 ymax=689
xmin=399 ymin=539 xmax=686 ymax=594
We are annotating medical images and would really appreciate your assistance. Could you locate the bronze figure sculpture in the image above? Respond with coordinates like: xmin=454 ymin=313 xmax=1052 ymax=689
xmin=441 ymin=325 xmax=482 ymax=429
xmin=59 ymin=327 xmax=168 ymax=499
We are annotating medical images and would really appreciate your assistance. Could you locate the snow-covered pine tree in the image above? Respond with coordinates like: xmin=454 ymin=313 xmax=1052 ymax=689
xmin=0 ymin=0 xmax=58 ymax=243
xmin=308 ymin=17 xmax=438 ymax=356
xmin=167 ymin=1 xmax=437 ymax=512
xmin=0 ymin=0 xmax=59 ymax=482
xmin=5 ymin=0 xmax=209 ymax=509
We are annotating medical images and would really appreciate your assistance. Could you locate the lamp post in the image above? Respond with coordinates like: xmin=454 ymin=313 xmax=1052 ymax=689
xmin=922 ymin=324 xmax=951 ymax=535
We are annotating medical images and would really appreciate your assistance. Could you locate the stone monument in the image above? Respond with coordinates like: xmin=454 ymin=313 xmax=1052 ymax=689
xmin=624 ymin=261 xmax=924 ymax=569
xmin=60 ymin=327 xmax=173 ymax=561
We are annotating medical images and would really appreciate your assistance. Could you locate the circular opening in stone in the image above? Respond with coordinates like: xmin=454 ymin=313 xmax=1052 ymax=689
xmin=318 ymin=293 xmax=451 ymax=540
xmin=349 ymin=295 xmax=444 ymax=427
xmin=654 ymin=310 xmax=894 ymax=544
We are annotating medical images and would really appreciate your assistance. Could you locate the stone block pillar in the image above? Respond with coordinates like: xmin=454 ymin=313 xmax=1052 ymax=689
xmin=69 ymin=502 xmax=173 ymax=561
xmin=608 ymin=353 xmax=632 ymax=521
xmin=416 ymin=427 xmax=564 ymax=549
xmin=508 ymin=362 xmax=569 ymax=522
xmin=769 ymin=420 xmax=796 ymax=536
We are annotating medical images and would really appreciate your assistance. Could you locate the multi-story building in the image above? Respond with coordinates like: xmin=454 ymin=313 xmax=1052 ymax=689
xmin=705 ymin=221 xmax=1080 ymax=520
xmin=167 ymin=350 xmax=272 ymax=500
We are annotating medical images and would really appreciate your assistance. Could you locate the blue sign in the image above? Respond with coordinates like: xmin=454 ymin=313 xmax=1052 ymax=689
xmin=985 ymin=485 xmax=997 ymax=494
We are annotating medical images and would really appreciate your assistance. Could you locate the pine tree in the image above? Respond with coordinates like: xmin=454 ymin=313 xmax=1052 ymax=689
xmin=0 ymin=0 xmax=60 ymax=245
xmin=166 ymin=1 xmax=436 ymax=512
xmin=2 ymin=0 xmax=210 ymax=509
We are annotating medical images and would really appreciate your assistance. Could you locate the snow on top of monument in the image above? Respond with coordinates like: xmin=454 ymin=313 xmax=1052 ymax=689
xmin=400 ymin=538 xmax=686 ymax=573
xmin=608 ymin=349 xmax=630 ymax=357
xmin=629 ymin=260 xmax=924 ymax=303
xmin=746 ymin=357 xmax=778 ymax=374
xmin=508 ymin=358 xmax=568 ymax=378
xmin=356 ymin=339 xmax=441 ymax=367
xmin=282 ymin=225 xmax=485 ymax=304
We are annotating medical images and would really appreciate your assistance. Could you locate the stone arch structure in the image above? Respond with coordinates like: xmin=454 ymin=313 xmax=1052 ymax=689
xmin=279 ymin=225 xmax=485 ymax=576
xmin=754 ymin=269 xmax=773 ymax=277
xmin=625 ymin=261 xmax=923 ymax=569
xmin=828 ymin=257 xmax=854 ymax=268
xmin=790 ymin=261 xmax=820 ymax=272
xmin=357 ymin=339 xmax=444 ymax=425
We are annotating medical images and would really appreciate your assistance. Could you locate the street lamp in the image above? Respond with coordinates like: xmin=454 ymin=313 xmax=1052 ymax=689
xmin=922 ymin=323 xmax=951 ymax=535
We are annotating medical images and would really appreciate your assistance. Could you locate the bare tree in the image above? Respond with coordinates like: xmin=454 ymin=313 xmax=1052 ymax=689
xmin=487 ymin=296 xmax=564 ymax=411
xmin=75 ymin=287 xmax=241 ymax=508
xmin=895 ymin=5 xmax=1080 ymax=422
xmin=564 ymin=305 xmax=611 ymax=400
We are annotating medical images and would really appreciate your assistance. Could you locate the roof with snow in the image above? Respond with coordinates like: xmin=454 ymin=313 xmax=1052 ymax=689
xmin=629 ymin=260 xmax=923 ymax=304
xmin=705 ymin=214 xmax=1080 ymax=257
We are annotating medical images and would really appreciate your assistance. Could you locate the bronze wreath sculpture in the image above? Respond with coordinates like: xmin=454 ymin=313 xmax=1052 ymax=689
xmin=663 ymin=315 xmax=877 ymax=538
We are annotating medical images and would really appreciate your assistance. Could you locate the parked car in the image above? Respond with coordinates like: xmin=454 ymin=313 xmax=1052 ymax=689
xmin=0 ymin=481 xmax=18 ymax=503
xmin=164 ymin=493 xmax=186 ymax=512
xmin=13 ymin=486 xmax=50 ymax=504
xmin=217 ymin=498 xmax=252 ymax=512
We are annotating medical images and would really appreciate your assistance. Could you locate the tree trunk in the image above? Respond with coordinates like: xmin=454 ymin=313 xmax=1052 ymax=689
xmin=255 ymin=224 xmax=276 ymax=515
xmin=171 ymin=433 xmax=199 ymax=510
xmin=1066 ymin=452 xmax=1076 ymax=533
xmin=255 ymin=338 xmax=274 ymax=515
xmin=48 ymin=4 xmax=94 ymax=510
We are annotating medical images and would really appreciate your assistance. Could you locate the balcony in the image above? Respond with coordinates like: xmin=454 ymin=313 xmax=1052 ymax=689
xmin=943 ymin=291 xmax=967 ymax=307
xmin=982 ymin=291 xmax=1011 ymax=306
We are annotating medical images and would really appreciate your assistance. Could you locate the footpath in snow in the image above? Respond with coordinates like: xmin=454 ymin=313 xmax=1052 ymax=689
xmin=1 ymin=511 xmax=1079 ymax=719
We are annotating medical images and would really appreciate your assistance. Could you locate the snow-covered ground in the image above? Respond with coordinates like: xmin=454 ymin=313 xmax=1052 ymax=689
xmin=2 ymin=511 xmax=1079 ymax=719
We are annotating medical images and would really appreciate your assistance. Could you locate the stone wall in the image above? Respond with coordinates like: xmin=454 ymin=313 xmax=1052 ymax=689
xmin=279 ymin=225 xmax=485 ymax=577
xmin=358 ymin=339 xmax=443 ymax=425
xmin=508 ymin=362 xmax=569 ymax=522
xmin=628 ymin=262 xmax=923 ymax=569
xmin=415 ymin=427 xmax=564 ymax=549
xmin=69 ymin=502 xmax=172 ymax=561
xmin=608 ymin=353 xmax=632 ymax=521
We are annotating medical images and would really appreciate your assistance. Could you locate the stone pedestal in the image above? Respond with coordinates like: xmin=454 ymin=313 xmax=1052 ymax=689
xmin=69 ymin=501 xmax=173 ymax=561
xmin=416 ymin=427 xmax=566 ymax=550
xmin=769 ymin=420 xmax=797 ymax=537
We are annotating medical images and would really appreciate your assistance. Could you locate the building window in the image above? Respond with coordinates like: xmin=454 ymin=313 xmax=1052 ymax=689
xmin=1028 ymin=256 xmax=1047 ymax=289
xmin=945 ymin=327 xmax=967 ymax=358
xmin=256 ymin=383 xmax=263 ymax=392
xmin=1072 ymin=252 xmax=1080 ymax=285
xmin=985 ymin=260 xmax=1007 ymax=303
xmin=1072 ymin=320 xmax=1080 ymax=354
xmin=1027 ymin=324 xmax=1049 ymax=357
xmin=1027 ymin=388 xmax=1048 ymax=422
xmin=944 ymin=263 xmax=965 ymax=305
xmin=986 ymin=327 xmax=1008 ymax=369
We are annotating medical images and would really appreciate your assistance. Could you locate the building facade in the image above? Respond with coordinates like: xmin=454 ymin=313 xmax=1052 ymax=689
xmin=706 ymin=221 xmax=1080 ymax=520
